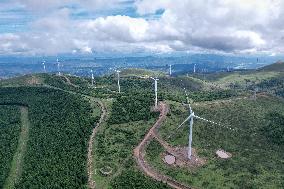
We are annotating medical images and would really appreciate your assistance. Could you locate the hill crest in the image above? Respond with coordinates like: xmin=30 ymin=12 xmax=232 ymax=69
xmin=259 ymin=61 xmax=284 ymax=71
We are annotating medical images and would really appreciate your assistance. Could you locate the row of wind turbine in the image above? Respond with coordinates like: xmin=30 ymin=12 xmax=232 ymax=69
xmin=41 ymin=58 xmax=62 ymax=76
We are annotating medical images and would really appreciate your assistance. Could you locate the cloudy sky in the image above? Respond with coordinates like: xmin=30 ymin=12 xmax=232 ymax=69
xmin=0 ymin=0 xmax=283 ymax=56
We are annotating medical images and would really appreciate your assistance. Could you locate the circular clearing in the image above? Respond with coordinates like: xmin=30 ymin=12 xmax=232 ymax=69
xmin=164 ymin=154 xmax=176 ymax=165
xmin=99 ymin=166 xmax=113 ymax=176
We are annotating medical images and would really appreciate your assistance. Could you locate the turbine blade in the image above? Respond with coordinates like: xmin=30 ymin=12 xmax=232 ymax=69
xmin=194 ymin=115 xmax=236 ymax=131
xmin=177 ymin=115 xmax=192 ymax=129
xmin=183 ymin=88 xmax=192 ymax=111
xmin=168 ymin=115 xmax=192 ymax=139
xmin=194 ymin=115 xmax=220 ymax=125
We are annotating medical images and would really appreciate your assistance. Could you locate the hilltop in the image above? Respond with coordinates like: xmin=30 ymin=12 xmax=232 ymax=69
xmin=259 ymin=61 xmax=284 ymax=72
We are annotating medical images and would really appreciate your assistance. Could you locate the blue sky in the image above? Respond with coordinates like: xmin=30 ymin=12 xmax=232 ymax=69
xmin=0 ymin=1 xmax=138 ymax=33
xmin=0 ymin=0 xmax=283 ymax=56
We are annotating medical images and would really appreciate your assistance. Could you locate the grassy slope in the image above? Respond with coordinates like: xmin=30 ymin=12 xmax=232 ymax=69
xmin=0 ymin=74 xmax=44 ymax=87
xmin=259 ymin=61 xmax=284 ymax=72
xmin=0 ymin=106 xmax=21 ymax=188
xmin=190 ymin=71 xmax=280 ymax=90
xmin=92 ymin=98 xmax=159 ymax=188
xmin=4 ymin=107 xmax=30 ymax=189
xmin=148 ymin=96 xmax=284 ymax=189
xmin=120 ymin=68 xmax=166 ymax=77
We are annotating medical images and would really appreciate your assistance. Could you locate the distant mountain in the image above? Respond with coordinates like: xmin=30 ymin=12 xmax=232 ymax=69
xmin=259 ymin=61 xmax=284 ymax=71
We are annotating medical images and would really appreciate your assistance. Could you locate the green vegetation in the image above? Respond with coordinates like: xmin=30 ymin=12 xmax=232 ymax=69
xmin=259 ymin=61 xmax=284 ymax=72
xmin=111 ymin=167 xmax=170 ymax=189
xmin=3 ymin=107 xmax=30 ymax=189
xmin=256 ymin=75 xmax=284 ymax=97
xmin=0 ymin=74 xmax=43 ymax=87
xmin=191 ymin=71 xmax=280 ymax=89
xmin=0 ymin=106 xmax=21 ymax=188
xmin=149 ymin=97 xmax=284 ymax=189
xmin=120 ymin=68 xmax=166 ymax=77
xmin=108 ymin=93 xmax=157 ymax=124
xmin=1 ymin=68 xmax=284 ymax=189
xmin=262 ymin=112 xmax=284 ymax=145
xmin=0 ymin=87 xmax=97 ymax=189
xmin=92 ymin=97 xmax=160 ymax=188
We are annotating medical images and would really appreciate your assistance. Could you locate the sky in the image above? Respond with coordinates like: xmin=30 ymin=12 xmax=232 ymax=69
xmin=0 ymin=0 xmax=284 ymax=56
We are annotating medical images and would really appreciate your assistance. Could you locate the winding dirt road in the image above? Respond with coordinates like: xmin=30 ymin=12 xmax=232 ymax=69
xmin=87 ymin=100 xmax=107 ymax=189
xmin=133 ymin=102 xmax=192 ymax=189
xmin=61 ymin=75 xmax=79 ymax=88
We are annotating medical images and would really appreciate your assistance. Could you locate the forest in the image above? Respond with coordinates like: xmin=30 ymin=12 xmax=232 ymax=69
xmin=0 ymin=105 xmax=21 ymax=188
xmin=256 ymin=76 xmax=284 ymax=97
xmin=111 ymin=167 xmax=170 ymax=189
xmin=108 ymin=92 xmax=158 ymax=124
xmin=262 ymin=112 xmax=284 ymax=145
xmin=0 ymin=87 xmax=97 ymax=189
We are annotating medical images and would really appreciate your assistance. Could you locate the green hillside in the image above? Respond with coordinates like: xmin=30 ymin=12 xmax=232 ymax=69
xmin=151 ymin=97 xmax=284 ymax=189
xmin=0 ymin=82 xmax=98 ymax=188
xmin=0 ymin=70 xmax=283 ymax=189
xmin=120 ymin=68 xmax=166 ymax=77
xmin=259 ymin=61 xmax=284 ymax=72
xmin=0 ymin=106 xmax=21 ymax=188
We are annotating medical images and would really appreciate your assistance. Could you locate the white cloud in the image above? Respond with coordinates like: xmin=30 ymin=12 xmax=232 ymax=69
xmin=0 ymin=0 xmax=284 ymax=55
xmin=83 ymin=16 xmax=149 ymax=42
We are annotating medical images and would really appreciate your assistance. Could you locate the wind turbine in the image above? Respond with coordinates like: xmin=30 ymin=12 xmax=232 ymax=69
xmin=91 ymin=69 xmax=94 ymax=86
xmin=42 ymin=60 xmax=46 ymax=73
xmin=170 ymin=90 xmax=225 ymax=160
xmin=253 ymin=87 xmax=258 ymax=100
xmin=116 ymin=70 xmax=121 ymax=93
xmin=57 ymin=58 xmax=61 ymax=76
xmin=169 ymin=65 xmax=172 ymax=76
xmin=150 ymin=77 xmax=159 ymax=109
xmin=193 ymin=64 xmax=196 ymax=73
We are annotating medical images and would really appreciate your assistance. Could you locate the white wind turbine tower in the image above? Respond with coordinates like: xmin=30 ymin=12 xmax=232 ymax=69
xmin=91 ymin=69 xmax=94 ymax=86
xmin=150 ymin=77 xmax=159 ymax=109
xmin=42 ymin=60 xmax=46 ymax=73
xmin=116 ymin=70 xmax=121 ymax=93
xmin=57 ymin=58 xmax=61 ymax=76
xmin=193 ymin=64 xmax=196 ymax=73
xmin=171 ymin=90 xmax=224 ymax=160
xmin=169 ymin=65 xmax=172 ymax=76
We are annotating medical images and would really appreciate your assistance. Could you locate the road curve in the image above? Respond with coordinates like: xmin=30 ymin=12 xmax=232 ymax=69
xmin=133 ymin=102 xmax=192 ymax=189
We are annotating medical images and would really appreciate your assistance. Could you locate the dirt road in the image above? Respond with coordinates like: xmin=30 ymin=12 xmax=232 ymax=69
xmin=133 ymin=102 xmax=192 ymax=189
xmin=87 ymin=100 xmax=107 ymax=189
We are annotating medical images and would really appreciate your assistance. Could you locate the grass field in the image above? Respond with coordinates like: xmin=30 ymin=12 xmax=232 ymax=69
xmin=191 ymin=71 xmax=281 ymax=89
xmin=146 ymin=96 xmax=284 ymax=189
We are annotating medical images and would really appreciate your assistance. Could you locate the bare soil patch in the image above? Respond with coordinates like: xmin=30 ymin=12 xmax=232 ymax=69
xmin=162 ymin=147 xmax=206 ymax=169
